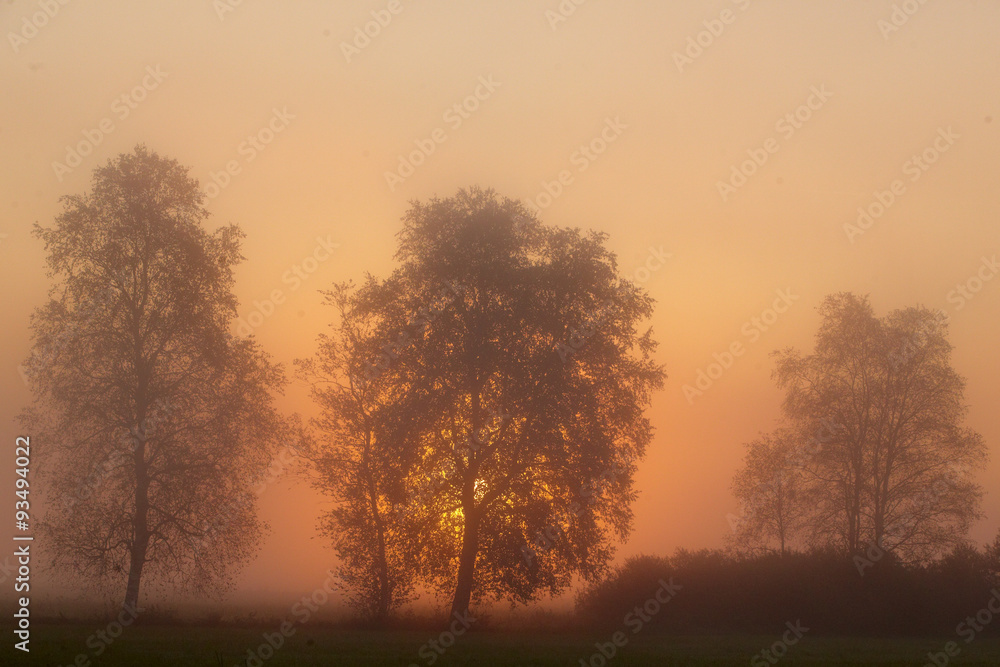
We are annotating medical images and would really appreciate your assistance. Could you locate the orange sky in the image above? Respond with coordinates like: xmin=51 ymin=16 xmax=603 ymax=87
xmin=1 ymin=1 xmax=998 ymax=609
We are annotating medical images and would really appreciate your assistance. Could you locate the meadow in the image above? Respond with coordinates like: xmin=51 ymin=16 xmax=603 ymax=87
xmin=8 ymin=624 xmax=1000 ymax=667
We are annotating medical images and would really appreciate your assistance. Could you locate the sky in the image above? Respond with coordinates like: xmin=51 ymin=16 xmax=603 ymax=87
xmin=1 ymin=0 xmax=998 ymax=611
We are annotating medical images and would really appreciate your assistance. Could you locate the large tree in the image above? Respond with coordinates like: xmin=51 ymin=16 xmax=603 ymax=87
xmin=737 ymin=293 xmax=987 ymax=563
xmin=22 ymin=146 xmax=286 ymax=610
xmin=330 ymin=187 xmax=665 ymax=618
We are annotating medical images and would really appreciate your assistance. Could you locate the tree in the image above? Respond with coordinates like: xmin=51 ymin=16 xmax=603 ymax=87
xmin=762 ymin=293 xmax=986 ymax=562
xmin=729 ymin=429 xmax=806 ymax=557
xmin=21 ymin=146 xmax=286 ymax=610
xmin=296 ymin=282 xmax=417 ymax=622
xmin=339 ymin=187 xmax=665 ymax=618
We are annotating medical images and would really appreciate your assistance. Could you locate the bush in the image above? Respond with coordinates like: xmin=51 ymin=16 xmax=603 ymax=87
xmin=575 ymin=545 xmax=1000 ymax=636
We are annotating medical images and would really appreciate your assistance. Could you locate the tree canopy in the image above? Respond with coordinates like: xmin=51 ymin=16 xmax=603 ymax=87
xmin=301 ymin=187 xmax=665 ymax=619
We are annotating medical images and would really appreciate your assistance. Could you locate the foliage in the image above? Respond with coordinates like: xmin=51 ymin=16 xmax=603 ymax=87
xmin=22 ymin=146 xmax=286 ymax=608
xmin=733 ymin=293 xmax=986 ymax=562
xmin=302 ymin=187 xmax=666 ymax=618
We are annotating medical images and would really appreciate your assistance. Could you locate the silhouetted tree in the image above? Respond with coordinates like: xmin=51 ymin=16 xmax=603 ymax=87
xmin=729 ymin=429 xmax=806 ymax=556
xmin=350 ymin=187 xmax=665 ymax=619
xmin=766 ymin=293 xmax=986 ymax=562
xmin=296 ymin=282 xmax=416 ymax=622
xmin=21 ymin=146 xmax=285 ymax=611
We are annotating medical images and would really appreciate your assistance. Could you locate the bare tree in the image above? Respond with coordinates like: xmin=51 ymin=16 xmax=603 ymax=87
xmin=21 ymin=146 xmax=286 ymax=610
xmin=729 ymin=430 xmax=806 ymax=557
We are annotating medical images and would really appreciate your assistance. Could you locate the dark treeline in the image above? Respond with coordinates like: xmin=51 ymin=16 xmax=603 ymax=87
xmin=576 ymin=542 xmax=1000 ymax=636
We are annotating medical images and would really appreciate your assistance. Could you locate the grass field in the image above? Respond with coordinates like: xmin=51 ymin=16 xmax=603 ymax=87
xmin=6 ymin=625 xmax=1000 ymax=666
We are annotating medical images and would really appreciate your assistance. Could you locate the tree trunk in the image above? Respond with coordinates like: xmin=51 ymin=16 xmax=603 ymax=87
xmin=873 ymin=509 xmax=884 ymax=551
xmin=449 ymin=510 xmax=479 ymax=620
xmin=361 ymin=429 xmax=392 ymax=625
xmin=849 ymin=441 xmax=864 ymax=554
xmin=367 ymin=475 xmax=391 ymax=624
xmin=124 ymin=419 xmax=150 ymax=614
xmin=123 ymin=536 xmax=147 ymax=612
xmin=126 ymin=340 xmax=151 ymax=614
xmin=374 ymin=524 xmax=391 ymax=623
xmin=451 ymin=386 xmax=482 ymax=621
xmin=123 ymin=487 xmax=149 ymax=612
